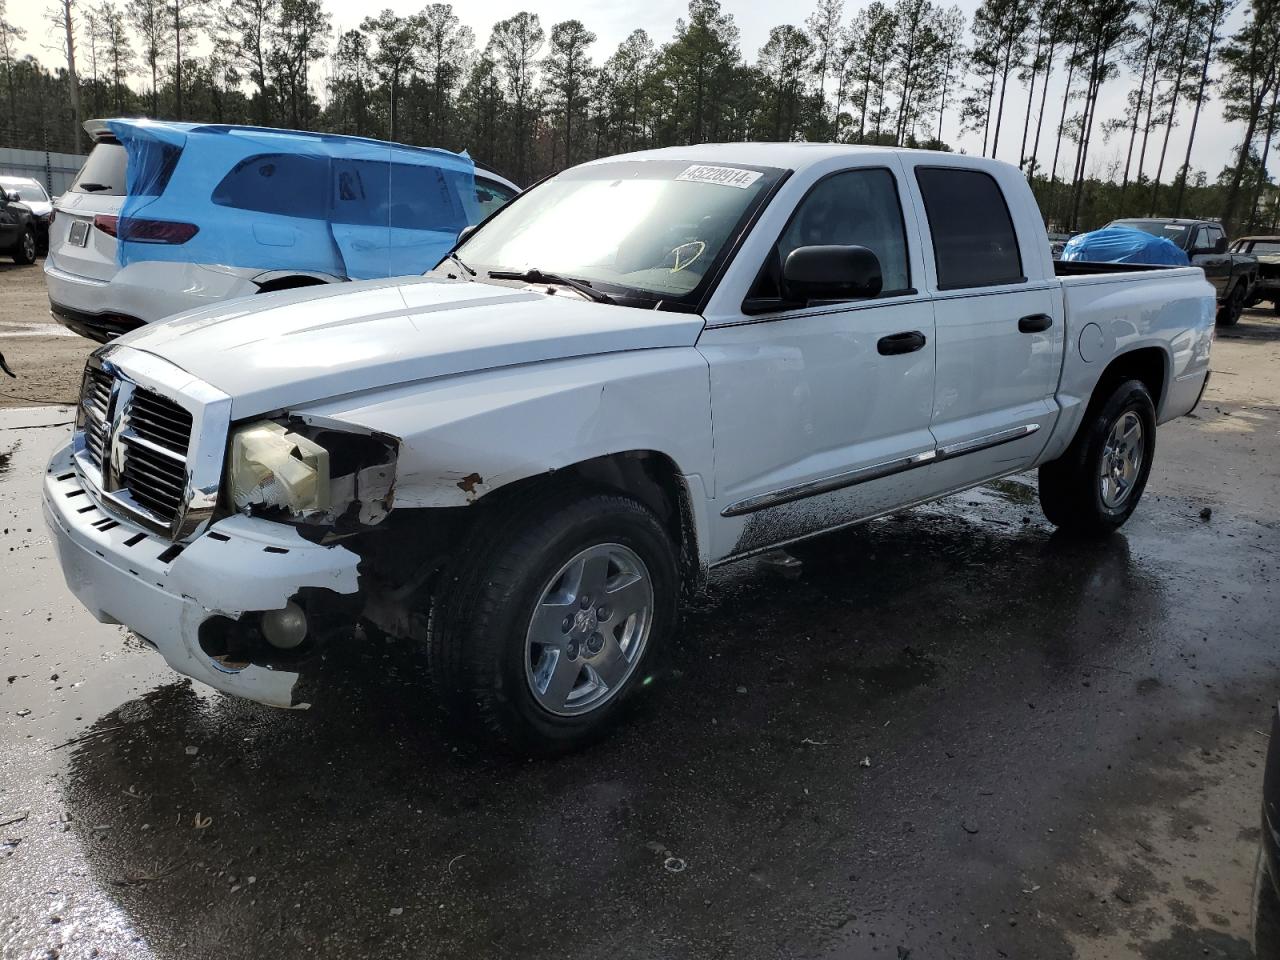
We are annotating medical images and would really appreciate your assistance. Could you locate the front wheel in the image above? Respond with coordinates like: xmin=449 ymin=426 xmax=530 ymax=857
xmin=11 ymin=228 xmax=35 ymax=265
xmin=427 ymin=489 xmax=679 ymax=756
xmin=1039 ymin=379 xmax=1157 ymax=536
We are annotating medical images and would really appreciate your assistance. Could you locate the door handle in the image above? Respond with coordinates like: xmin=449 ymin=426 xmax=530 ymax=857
xmin=1018 ymin=313 xmax=1053 ymax=333
xmin=877 ymin=331 xmax=927 ymax=355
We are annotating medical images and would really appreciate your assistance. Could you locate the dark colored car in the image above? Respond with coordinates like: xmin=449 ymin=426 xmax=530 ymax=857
xmin=1255 ymin=703 xmax=1280 ymax=955
xmin=1107 ymin=218 xmax=1258 ymax=326
xmin=0 ymin=188 xmax=37 ymax=264
xmin=1231 ymin=236 xmax=1280 ymax=314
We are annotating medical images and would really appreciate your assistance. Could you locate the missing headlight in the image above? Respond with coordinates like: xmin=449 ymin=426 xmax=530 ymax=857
xmin=226 ymin=416 xmax=398 ymax=534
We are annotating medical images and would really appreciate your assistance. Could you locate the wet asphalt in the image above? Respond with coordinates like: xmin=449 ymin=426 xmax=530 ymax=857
xmin=1 ymin=316 xmax=1278 ymax=960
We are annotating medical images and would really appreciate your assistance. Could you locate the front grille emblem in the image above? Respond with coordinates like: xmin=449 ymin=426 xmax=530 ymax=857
xmin=102 ymin=374 xmax=133 ymax=493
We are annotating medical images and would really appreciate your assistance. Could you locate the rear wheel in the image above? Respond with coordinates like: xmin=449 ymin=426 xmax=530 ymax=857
xmin=1217 ymin=282 xmax=1245 ymax=326
xmin=426 ymin=488 xmax=679 ymax=756
xmin=11 ymin=228 xmax=35 ymax=265
xmin=1039 ymin=379 xmax=1156 ymax=536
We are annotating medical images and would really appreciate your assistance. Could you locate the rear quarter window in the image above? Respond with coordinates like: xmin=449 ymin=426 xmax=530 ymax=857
xmin=212 ymin=153 xmax=331 ymax=219
xmin=914 ymin=167 xmax=1024 ymax=290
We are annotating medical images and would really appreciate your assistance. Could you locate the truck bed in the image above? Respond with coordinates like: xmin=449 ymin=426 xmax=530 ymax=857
xmin=1054 ymin=260 xmax=1182 ymax=276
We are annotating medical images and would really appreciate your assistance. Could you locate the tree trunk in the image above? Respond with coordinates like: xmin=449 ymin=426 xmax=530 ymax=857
xmin=1149 ymin=15 xmax=1195 ymax=214
xmin=62 ymin=0 xmax=82 ymax=153
xmin=173 ymin=0 xmax=183 ymax=120
xmin=1029 ymin=41 xmax=1056 ymax=177
xmin=1174 ymin=0 xmax=1222 ymax=216
xmin=1246 ymin=86 xmax=1280 ymax=231
xmin=1221 ymin=95 xmax=1266 ymax=235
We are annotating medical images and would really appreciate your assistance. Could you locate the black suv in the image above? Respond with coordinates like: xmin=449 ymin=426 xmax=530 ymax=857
xmin=0 ymin=187 xmax=37 ymax=264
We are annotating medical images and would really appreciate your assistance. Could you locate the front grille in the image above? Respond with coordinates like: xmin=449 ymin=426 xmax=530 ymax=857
xmin=74 ymin=361 xmax=196 ymax=534
xmin=80 ymin=366 xmax=112 ymax=470
xmin=119 ymin=388 xmax=193 ymax=522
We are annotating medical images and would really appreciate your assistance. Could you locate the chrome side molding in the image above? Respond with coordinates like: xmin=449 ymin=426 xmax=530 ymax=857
xmin=721 ymin=423 xmax=1040 ymax=518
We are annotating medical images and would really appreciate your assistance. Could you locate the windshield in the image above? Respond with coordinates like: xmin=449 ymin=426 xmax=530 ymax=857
xmin=1110 ymin=219 xmax=1192 ymax=248
xmin=1 ymin=181 xmax=48 ymax=203
xmin=1246 ymin=240 xmax=1280 ymax=254
xmin=450 ymin=159 xmax=784 ymax=307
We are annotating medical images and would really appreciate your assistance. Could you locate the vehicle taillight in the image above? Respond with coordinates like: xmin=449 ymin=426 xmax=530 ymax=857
xmin=118 ymin=218 xmax=199 ymax=244
xmin=92 ymin=214 xmax=118 ymax=237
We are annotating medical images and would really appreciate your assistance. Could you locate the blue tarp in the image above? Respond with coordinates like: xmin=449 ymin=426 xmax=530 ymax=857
xmin=107 ymin=119 xmax=480 ymax=279
xmin=1061 ymin=227 xmax=1190 ymax=266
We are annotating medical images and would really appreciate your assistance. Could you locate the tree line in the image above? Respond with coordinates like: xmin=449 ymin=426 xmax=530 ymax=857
xmin=2 ymin=0 xmax=1280 ymax=234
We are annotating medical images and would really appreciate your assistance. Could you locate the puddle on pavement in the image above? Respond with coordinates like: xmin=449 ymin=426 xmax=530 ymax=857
xmin=983 ymin=476 xmax=1038 ymax=505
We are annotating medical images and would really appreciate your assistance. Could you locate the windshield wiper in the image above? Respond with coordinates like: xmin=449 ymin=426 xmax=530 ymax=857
xmin=444 ymin=251 xmax=476 ymax=277
xmin=489 ymin=268 xmax=616 ymax=305
xmin=77 ymin=183 xmax=113 ymax=192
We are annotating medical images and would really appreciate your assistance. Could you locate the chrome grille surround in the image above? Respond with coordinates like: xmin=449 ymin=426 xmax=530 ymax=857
xmin=72 ymin=346 xmax=232 ymax=541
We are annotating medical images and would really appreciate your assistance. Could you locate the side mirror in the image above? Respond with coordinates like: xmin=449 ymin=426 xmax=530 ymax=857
xmin=1213 ymin=236 xmax=1229 ymax=254
xmin=1 ymin=190 xmax=17 ymax=204
xmin=782 ymin=245 xmax=883 ymax=303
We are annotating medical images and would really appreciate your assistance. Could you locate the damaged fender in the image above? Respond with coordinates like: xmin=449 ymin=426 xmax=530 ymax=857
xmin=293 ymin=348 xmax=716 ymax=561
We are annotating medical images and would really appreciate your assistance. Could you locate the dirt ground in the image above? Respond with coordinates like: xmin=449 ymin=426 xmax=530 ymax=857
xmin=0 ymin=260 xmax=94 ymax=408
xmin=0 ymin=268 xmax=1278 ymax=960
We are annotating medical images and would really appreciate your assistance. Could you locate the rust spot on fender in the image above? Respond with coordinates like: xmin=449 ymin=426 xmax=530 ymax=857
xmin=457 ymin=473 xmax=484 ymax=495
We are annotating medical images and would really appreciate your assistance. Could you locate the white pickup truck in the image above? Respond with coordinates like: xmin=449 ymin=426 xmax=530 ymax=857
xmin=43 ymin=144 xmax=1215 ymax=754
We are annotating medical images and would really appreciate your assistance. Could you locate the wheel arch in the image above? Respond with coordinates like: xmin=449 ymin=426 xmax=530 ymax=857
xmin=251 ymin=271 xmax=344 ymax=294
xmin=1091 ymin=345 xmax=1170 ymax=419
xmin=471 ymin=450 xmax=708 ymax=598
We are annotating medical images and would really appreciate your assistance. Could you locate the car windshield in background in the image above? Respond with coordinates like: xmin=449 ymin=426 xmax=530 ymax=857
xmin=1 ymin=181 xmax=48 ymax=203
xmin=453 ymin=159 xmax=784 ymax=306
xmin=1111 ymin=219 xmax=1192 ymax=248
xmin=1247 ymin=240 xmax=1280 ymax=254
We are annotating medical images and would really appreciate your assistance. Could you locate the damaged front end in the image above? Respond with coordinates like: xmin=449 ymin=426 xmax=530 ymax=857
xmin=225 ymin=415 xmax=399 ymax=540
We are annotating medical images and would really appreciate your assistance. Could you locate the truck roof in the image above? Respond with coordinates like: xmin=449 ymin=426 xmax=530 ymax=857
xmin=1112 ymin=216 xmax=1218 ymax=227
xmin=585 ymin=142 xmax=1016 ymax=173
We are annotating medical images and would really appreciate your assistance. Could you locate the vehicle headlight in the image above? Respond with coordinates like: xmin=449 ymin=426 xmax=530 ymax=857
xmin=228 ymin=421 xmax=330 ymax=515
xmin=225 ymin=418 xmax=399 ymax=530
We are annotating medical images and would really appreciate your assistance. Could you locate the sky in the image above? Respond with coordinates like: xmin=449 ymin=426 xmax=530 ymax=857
xmin=5 ymin=0 xmax=1253 ymax=185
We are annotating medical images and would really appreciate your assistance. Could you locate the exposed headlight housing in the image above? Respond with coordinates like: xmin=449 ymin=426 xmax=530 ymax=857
xmin=225 ymin=418 xmax=397 ymax=531
xmin=228 ymin=421 xmax=331 ymax=515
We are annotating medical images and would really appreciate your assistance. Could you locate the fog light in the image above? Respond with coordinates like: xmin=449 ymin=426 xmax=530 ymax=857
xmin=261 ymin=602 xmax=308 ymax=650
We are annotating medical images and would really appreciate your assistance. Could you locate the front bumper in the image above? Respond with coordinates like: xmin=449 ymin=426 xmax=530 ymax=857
xmin=43 ymin=441 xmax=362 ymax=707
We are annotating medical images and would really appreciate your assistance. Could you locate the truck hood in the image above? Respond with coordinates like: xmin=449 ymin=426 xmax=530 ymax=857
xmin=118 ymin=276 xmax=706 ymax=417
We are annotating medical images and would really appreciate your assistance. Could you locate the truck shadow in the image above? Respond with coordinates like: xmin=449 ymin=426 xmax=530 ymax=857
xmin=1225 ymin=309 xmax=1280 ymax=342
xmin=56 ymin=502 xmax=1188 ymax=960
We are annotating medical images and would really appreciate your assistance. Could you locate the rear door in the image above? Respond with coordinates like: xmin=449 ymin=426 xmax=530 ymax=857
xmin=907 ymin=163 xmax=1062 ymax=492
xmin=330 ymin=159 xmax=474 ymax=278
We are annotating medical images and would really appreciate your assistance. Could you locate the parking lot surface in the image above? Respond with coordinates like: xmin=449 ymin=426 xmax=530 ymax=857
xmin=0 ymin=283 xmax=1277 ymax=958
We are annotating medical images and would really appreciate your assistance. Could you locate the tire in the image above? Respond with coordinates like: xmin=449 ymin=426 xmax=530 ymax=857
xmin=11 ymin=228 xmax=35 ymax=265
xmin=1038 ymin=379 xmax=1157 ymax=536
xmin=1217 ymin=282 xmax=1244 ymax=326
xmin=1272 ymin=300 xmax=1280 ymax=316
xmin=426 ymin=487 xmax=679 ymax=756
xmin=1254 ymin=848 xmax=1280 ymax=958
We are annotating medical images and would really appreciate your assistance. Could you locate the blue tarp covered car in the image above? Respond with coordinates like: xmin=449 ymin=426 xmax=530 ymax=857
xmin=45 ymin=119 xmax=520 ymax=339
xmin=111 ymin=120 xmax=494 ymax=279
xmin=1061 ymin=226 xmax=1191 ymax=266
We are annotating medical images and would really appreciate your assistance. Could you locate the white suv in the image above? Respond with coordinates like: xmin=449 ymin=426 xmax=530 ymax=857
xmin=46 ymin=119 xmax=519 ymax=342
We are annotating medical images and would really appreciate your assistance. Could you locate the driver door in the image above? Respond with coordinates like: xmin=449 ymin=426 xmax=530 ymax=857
xmin=0 ymin=193 xmax=21 ymax=249
xmin=698 ymin=165 xmax=938 ymax=560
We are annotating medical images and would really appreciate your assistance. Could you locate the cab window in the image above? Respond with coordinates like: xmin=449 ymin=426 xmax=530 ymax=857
xmin=914 ymin=167 xmax=1023 ymax=290
xmin=750 ymin=167 xmax=911 ymax=301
